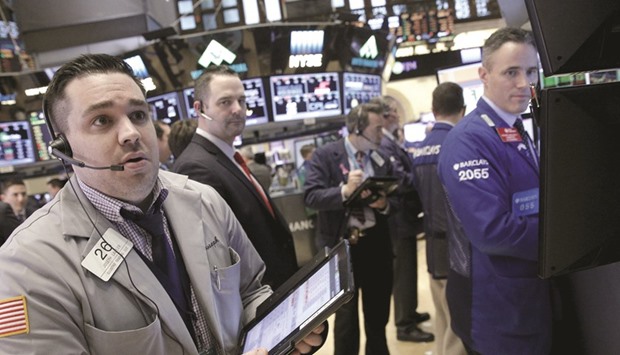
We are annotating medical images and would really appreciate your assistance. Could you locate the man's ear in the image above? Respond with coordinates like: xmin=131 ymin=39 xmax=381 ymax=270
xmin=479 ymin=65 xmax=489 ymax=85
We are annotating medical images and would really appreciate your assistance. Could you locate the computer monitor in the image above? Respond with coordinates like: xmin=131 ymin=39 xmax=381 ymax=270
xmin=342 ymin=72 xmax=382 ymax=114
xmin=0 ymin=120 xmax=36 ymax=168
xmin=525 ymin=0 xmax=620 ymax=76
xmin=147 ymin=92 xmax=183 ymax=124
xmin=269 ymin=72 xmax=342 ymax=122
xmin=27 ymin=111 xmax=53 ymax=161
xmin=538 ymin=81 xmax=620 ymax=278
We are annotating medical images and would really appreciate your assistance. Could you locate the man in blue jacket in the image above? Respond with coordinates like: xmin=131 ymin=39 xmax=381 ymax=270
xmin=412 ymin=82 xmax=466 ymax=355
xmin=437 ymin=28 xmax=550 ymax=354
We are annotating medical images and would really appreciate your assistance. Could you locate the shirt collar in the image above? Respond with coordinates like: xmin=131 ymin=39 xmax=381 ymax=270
xmin=382 ymin=127 xmax=396 ymax=141
xmin=78 ymin=176 xmax=168 ymax=222
xmin=195 ymin=127 xmax=236 ymax=159
xmin=481 ymin=96 xmax=521 ymax=127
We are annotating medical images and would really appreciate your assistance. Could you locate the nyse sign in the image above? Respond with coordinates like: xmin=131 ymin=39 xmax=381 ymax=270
xmin=289 ymin=54 xmax=323 ymax=68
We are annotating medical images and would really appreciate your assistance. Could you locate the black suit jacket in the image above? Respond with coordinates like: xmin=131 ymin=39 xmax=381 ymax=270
xmin=379 ymin=135 xmax=424 ymax=238
xmin=172 ymin=134 xmax=298 ymax=288
xmin=304 ymin=138 xmax=394 ymax=249
xmin=0 ymin=201 xmax=20 ymax=246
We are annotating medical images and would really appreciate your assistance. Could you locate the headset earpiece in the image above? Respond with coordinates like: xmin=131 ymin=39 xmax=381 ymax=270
xmin=49 ymin=134 xmax=73 ymax=159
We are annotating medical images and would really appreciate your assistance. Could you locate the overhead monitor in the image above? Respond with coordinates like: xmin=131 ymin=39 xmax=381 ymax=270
xmin=0 ymin=120 xmax=36 ymax=168
xmin=342 ymin=72 xmax=382 ymax=114
xmin=525 ymin=0 xmax=620 ymax=76
xmin=27 ymin=111 xmax=53 ymax=161
xmin=182 ymin=87 xmax=197 ymax=118
xmin=340 ymin=25 xmax=392 ymax=74
xmin=242 ymin=77 xmax=269 ymax=126
xmin=538 ymin=81 xmax=620 ymax=278
xmin=123 ymin=53 xmax=150 ymax=80
xmin=269 ymin=72 xmax=342 ymax=122
xmin=147 ymin=92 xmax=184 ymax=124
xmin=181 ymin=77 xmax=268 ymax=125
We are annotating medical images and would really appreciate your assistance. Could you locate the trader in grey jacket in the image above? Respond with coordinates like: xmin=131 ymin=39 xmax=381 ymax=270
xmin=0 ymin=54 xmax=323 ymax=355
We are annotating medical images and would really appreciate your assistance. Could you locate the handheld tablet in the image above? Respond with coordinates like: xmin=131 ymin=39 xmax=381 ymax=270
xmin=238 ymin=240 xmax=354 ymax=355
xmin=344 ymin=176 xmax=399 ymax=207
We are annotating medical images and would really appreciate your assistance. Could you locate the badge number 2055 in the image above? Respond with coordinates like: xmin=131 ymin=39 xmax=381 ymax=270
xmin=458 ymin=168 xmax=489 ymax=182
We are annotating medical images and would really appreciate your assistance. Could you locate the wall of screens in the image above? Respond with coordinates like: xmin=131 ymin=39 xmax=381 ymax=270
xmin=0 ymin=120 xmax=36 ymax=168
xmin=342 ymin=72 xmax=382 ymax=114
xmin=147 ymin=92 xmax=184 ymax=125
xmin=270 ymin=72 xmax=342 ymax=122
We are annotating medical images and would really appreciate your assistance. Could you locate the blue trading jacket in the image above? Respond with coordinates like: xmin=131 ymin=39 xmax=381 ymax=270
xmin=437 ymin=99 xmax=551 ymax=355
xmin=411 ymin=122 xmax=453 ymax=278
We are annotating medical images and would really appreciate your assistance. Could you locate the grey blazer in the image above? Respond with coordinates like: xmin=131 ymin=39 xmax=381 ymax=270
xmin=0 ymin=170 xmax=271 ymax=355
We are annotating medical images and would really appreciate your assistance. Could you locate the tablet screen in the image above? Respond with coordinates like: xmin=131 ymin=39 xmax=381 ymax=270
xmin=240 ymin=241 xmax=353 ymax=354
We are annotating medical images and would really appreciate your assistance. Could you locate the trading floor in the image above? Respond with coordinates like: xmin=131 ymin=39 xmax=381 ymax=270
xmin=319 ymin=238 xmax=435 ymax=355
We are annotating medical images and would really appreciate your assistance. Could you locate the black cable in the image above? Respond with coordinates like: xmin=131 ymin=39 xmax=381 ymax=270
xmin=62 ymin=165 xmax=185 ymax=354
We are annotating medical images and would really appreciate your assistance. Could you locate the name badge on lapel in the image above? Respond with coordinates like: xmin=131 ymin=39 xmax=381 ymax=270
xmin=370 ymin=151 xmax=385 ymax=167
xmin=496 ymin=127 xmax=523 ymax=143
xmin=82 ymin=228 xmax=133 ymax=281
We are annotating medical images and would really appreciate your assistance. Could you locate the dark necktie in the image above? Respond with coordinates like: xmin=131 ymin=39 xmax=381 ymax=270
xmin=351 ymin=150 xmax=368 ymax=224
xmin=355 ymin=150 xmax=366 ymax=170
xmin=234 ymin=152 xmax=275 ymax=217
xmin=514 ymin=118 xmax=538 ymax=166
xmin=119 ymin=204 xmax=195 ymax=340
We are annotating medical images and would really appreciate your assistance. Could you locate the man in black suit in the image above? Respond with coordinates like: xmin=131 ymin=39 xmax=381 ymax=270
xmin=0 ymin=201 xmax=20 ymax=246
xmin=172 ymin=65 xmax=298 ymax=289
xmin=304 ymin=103 xmax=394 ymax=355
xmin=374 ymin=95 xmax=434 ymax=343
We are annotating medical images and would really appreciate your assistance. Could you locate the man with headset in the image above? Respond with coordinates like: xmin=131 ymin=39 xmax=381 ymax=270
xmin=304 ymin=103 xmax=393 ymax=355
xmin=172 ymin=65 xmax=298 ymax=290
xmin=0 ymin=54 xmax=324 ymax=355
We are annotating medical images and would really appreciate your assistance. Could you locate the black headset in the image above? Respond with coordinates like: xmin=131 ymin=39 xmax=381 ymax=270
xmin=350 ymin=105 xmax=367 ymax=135
xmin=43 ymin=98 xmax=74 ymax=159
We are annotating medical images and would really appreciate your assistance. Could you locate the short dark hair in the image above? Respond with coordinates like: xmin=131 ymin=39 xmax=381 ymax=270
xmin=169 ymin=119 xmax=198 ymax=158
xmin=300 ymin=144 xmax=315 ymax=159
xmin=47 ymin=178 xmax=67 ymax=189
xmin=44 ymin=54 xmax=145 ymax=136
xmin=1 ymin=179 xmax=25 ymax=194
xmin=194 ymin=65 xmax=239 ymax=109
xmin=432 ymin=82 xmax=465 ymax=116
xmin=346 ymin=103 xmax=383 ymax=134
xmin=482 ymin=27 xmax=536 ymax=70
xmin=153 ymin=120 xmax=168 ymax=139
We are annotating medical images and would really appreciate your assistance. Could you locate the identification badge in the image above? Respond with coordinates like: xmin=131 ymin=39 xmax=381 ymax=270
xmin=496 ymin=127 xmax=523 ymax=143
xmin=81 ymin=229 xmax=133 ymax=281
xmin=370 ymin=151 xmax=385 ymax=167
xmin=512 ymin=188 xmax=539 ymax=217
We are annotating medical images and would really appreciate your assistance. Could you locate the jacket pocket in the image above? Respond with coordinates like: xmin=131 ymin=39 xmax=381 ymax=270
xmin=84 ymin=315 xmax=178 ymax=355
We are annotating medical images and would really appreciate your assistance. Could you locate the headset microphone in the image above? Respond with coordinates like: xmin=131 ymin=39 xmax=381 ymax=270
xmin=49 ymin=146 xmax=125 ymax=171
xmin=199 ymin=112 xmax=214 ymax=121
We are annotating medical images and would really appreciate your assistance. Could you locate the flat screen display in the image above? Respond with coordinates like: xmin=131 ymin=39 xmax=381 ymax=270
xmin=342 ymin=72 xmax=382 ymax=114
xmin=0 ymin=120 xmax=36 ymax=168
xmin=27 ymin=111 xmax=53 ymax=161
xmin=270 ymin=72 xmax=342 ymax=122
xmin=242 ymin=77 xmax=269 ymax=125
xmin=147 ymin=92 xmax=183 ymax=124
xmin=123 ymin=54 xmax=150 ymax=80
xmin=183 ymin=87 xmax=197 ymax=118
